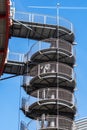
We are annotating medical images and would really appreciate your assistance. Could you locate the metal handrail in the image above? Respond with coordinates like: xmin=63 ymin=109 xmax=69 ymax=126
xmin=30 ymin=62 xmax=74 ymax=80
xmin=20 ymin=121 xmax=28 ymax=130
xmin=22 ymin=62 xmax=75 ymax=88
xmin=37 ymin=115 xmax=73 ymax=130
xmin=24 ymin=38 xmax=75 ymax=62
xmin=7 ymin=51 xmax=24 ymax=62
xmin=14 ymin=11 xmax=74 ymax=32
xmin=21 ymin=87 xmax=75 ymax=109
xmin=32 ymin=88 xmax=74 ymax=105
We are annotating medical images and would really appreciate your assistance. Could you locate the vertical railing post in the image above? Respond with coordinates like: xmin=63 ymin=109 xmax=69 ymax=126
xmin=71 ymin=23 xmax=73 ymax=33
xmin=44 ymin=16 xmax=46 ymax=24
xmin=31 ymin=14 xmax=34 ymax=22
xmin=28 ymin=13 xmax=31 ymax=22
xmin=39 ymin=41 xmax=41 ymax=52
xmin=56 ymin=116 xmax=58 ymax=129
xmin=38 ymin=64 xmax=40 ymax=76
xmin=43 ymin=89 xmax=45 ymax=99
xmin=37 ymin=89 xmax=39 ymax=102
xmin=36 ymin=118 xmax=39 ymax=130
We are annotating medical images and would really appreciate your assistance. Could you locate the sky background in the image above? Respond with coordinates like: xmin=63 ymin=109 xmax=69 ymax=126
xmin=0 ymin=0 xmax=87 ymax=130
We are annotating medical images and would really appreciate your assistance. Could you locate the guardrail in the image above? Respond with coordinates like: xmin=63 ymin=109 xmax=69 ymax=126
xmin=14 ymin=11 xmax=74 ymax=32
xmin=21 ymin=88 xmax=75 ymax=110
xmin=37 ymin=116 xmax=73 ymax=130
xmin=32 ymin=88 xmax=74 ymax=105
xmin=24 ymin=38 xmax=75 ymax=62
xmin=20 ymin=121 xmax=28 ymax=130
xmin=30 ymin=62 xmax=74 ymax=80
xmin=22 ymin=62 xmax=75 ymax=88
xmin=7 ymin=51 xmax=24 ymax=62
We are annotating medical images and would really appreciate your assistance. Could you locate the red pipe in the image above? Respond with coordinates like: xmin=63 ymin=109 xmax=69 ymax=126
xmin=0 ymin=0 xmax=10 ymax=76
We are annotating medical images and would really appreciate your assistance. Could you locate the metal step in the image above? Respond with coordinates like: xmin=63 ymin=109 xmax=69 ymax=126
xmin=10 ymin=20 xmax=74 ymax=43
xmin=4 ymin=60 xmax=25 ymax=75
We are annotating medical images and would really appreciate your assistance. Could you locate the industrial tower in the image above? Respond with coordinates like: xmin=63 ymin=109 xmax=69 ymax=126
xmin=0 ymin=0 xmax=76 ymax=130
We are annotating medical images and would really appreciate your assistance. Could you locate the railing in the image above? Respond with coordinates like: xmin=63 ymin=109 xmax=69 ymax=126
xmin=21 ymin=88 xmax=75 ymax=109
xmin=32 ymin=88 xmax=74 ymax=105
xmin=22 ymin=62 xmax=75 ymax=86
xmin=0 ymin=35 xmax=24 ymax=63
xmin=20 ymin=115 xmax=74 ymax=130
xmin=30 ymin=62 xmax=74 ymax=80
xmin=7 ymin=51 xmax=24 ymax=62
xmin=22 ymin=64 xmax=76 ymax=87
xmin=24 ymin=38 xmax=75 ymax=62
xmin=22 ymin=97 xmax=29 ymax=112
xmin=37 ymin=116 xmax=73 ymax=130
xmin=22 ymin=75 xmax=33 ymax=86
xmin=14 ymin=11 xmax=74 ymax=32
xmin=20 ymin=121 xmax=28 ymax=130
xmin=20 ymin=120 xmax=37 ymax=130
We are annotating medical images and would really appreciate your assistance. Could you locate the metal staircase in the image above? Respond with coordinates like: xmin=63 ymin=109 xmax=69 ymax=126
xmin=16 ymin=12 xmax=76 ymax=130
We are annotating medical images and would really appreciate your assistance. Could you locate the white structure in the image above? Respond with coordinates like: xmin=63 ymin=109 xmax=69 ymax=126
xmin=75 ymin=118 xmax=87 ymax=130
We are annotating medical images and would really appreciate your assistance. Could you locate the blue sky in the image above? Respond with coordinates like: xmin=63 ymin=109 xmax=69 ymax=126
xmin=0 ymin=0 xmax=87 ymax=130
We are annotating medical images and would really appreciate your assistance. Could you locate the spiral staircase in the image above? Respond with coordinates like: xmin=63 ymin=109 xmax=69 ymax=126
xmin=20 ymin=14 xmax=76 ymax=130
